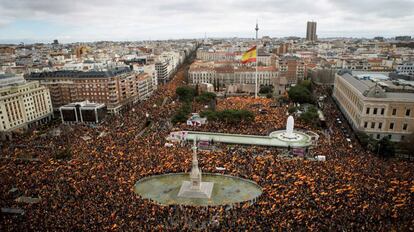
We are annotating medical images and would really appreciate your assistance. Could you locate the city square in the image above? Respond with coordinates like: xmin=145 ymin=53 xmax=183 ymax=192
xmin=0 ymin=1 xmax=413 ymax=230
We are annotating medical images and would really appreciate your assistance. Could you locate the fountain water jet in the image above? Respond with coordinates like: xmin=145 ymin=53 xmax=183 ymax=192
xmin=285 ymin=116 xmax=295 ymax=139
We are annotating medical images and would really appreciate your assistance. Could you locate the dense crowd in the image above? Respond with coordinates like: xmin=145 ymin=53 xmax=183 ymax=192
xmin=1 ymin=65 xmax=413 ymax=231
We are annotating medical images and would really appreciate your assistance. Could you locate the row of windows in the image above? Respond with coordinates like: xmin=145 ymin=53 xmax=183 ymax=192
xmin=391 ymin=108 xmax=411 ymax=117
xmin=365 ymin=106 xmax=411 ymax=118
xmin=397 ymin=66 xmax=414 ymax=70
xmin=334 ymin=87 xmax=359 ymax=124
xmin=364 ymin=121 xmax=408 ymax=131
xmin=366 ymin=107 xmax=385 ymax=115
xmin=372 ymin=134 xmax=407 ymax=141
xmin=337 ymin=79 xmax=363 ymax=112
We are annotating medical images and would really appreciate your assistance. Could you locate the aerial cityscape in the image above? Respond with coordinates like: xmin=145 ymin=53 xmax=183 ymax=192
xmin=0 ymin=0 xmax=413 ymax=231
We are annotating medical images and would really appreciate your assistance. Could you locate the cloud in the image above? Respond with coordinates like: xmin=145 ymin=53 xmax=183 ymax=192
xmin=330 ymin=0 xmax=414 ymax=18
xmin=0 ymin=0 xmax=412 ymax=42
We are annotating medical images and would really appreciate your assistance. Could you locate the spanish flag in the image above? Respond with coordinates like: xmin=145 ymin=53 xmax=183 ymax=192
xmin=241 ymin=46 xmax=257 ymax=64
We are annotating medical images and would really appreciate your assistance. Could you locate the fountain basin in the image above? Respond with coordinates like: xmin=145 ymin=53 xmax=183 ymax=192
xmin=269 ymin=130 xmax=308 ymax=142
xmin=134 ymin=173 xmax=262 ymax=206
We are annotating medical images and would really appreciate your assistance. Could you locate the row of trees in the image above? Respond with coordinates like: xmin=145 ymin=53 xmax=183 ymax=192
xmin=172 ymin=86 xmax=196 ymax=124
xmin=356 ymin=132 xmax=396 ymax=158
xmin=356 ymin=130 xmax=414 ymax=158
xmin=195 ymin=92 xmax=216 ymax=104
xmin=173 ymin=86 xmax=219 ymax=124
xmin=174 ymin=85 xmax=254 ymax=124
xmin=175 ymin=86 xmax=217 ymax=103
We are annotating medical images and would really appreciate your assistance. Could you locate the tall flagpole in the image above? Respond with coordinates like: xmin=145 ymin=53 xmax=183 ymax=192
xmin=255 ymin=20 xmax=259 ymax=98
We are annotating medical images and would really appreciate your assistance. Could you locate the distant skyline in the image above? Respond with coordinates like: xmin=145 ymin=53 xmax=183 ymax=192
xmin=0 ymin=0 xmax=413 ymax=44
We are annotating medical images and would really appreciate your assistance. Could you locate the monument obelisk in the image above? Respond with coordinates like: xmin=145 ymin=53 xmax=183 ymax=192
xmin=178 ymin=139 xmax=214 ymax=198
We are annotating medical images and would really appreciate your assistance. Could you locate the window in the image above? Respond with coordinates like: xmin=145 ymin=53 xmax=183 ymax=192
xmin=390 ymin=123 xmax=394 ymax=130
xmin=371 ymin=122 xmax=375 ymax=129
xmin=406 ymin=109 xmax=411 ymax=117
xmin=381 ymin=108 xmax=384 ymax=115
xmin=388 ymin=135 xmax=392 ymax=139
xmin=392 ymin=108 xmax=396 ymax=115
xmin=401 ymin=135 xmax=405 ymax=141
xmin=403 ymin=123 xmax=408 ymax=130
xmin=376 ymin=134 xmax=380 ymax=139
xmin=366 ymin=108 xmax=370 ymax=114
xmin=373 ymin=108 xmax=377 ymax=115
xmin=364 ymin=122 xmax=368 ymax=128
xmin=378 ymin=122 xmax=382 ymax=129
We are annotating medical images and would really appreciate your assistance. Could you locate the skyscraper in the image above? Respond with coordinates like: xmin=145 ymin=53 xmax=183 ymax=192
xmin=306 ymin=21 xmax=317 ymax=41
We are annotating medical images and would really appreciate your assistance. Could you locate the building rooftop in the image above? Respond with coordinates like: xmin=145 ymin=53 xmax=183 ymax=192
xmin=61 ymin=100 xmax=105 ymax=109
xmin=340 ymin=73 xmax=414 ymax=101
xmin=27 ymin=67 xmax=131 ymax=79
xmin=0 ymin=74 xmax=26 ymax=88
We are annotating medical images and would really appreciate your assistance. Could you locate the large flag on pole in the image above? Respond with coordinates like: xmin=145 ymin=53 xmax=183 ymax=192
xmin=241 ymin=46 xmax=257 ymax=64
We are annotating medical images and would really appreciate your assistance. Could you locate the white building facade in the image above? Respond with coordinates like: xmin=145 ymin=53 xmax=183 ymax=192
xmin=0 ymin=74 xmax=53 ymax=140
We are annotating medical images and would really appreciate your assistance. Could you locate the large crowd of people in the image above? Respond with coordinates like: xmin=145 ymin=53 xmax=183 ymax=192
xmin=1 ymin=65 xmax=413 ymax=231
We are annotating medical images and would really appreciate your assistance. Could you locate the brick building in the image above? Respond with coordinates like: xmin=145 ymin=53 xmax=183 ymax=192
xmin=26 ymin=68 xmax=153 ymax=113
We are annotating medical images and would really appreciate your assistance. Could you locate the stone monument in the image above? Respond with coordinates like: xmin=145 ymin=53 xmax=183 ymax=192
xmin=178 ymin=139 xmax=214 ymax=198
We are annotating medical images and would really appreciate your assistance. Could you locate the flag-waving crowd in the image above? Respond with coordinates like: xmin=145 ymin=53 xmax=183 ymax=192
xmin=1 ymin=63 xmax=413 ymax=231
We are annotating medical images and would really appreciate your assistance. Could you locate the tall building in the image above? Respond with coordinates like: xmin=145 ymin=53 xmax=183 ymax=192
xmin=26 ymin=68 xmax=154 ymax=113
xmin=333 ymin=72 xmax=414 ymax=142
xmin=155 ymin=61 xmax=169 ymax=85
xmin=0 ymin=74 xmax=53 ymax=140
xmin=306 ymin=21 xmax=317 ymax=42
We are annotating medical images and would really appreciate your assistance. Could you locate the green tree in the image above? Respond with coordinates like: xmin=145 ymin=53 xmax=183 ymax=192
xmin=401 ymin=133 xmax=414 ymax=157
xmin=288 ymin=106 xmax=297 ymax=114
xmin=172 ymin=111 xmax=188 ymax=124
xmin=300 ymin=105 xmax=319 ymax=125
xmin=259 ymin=85 xmax=273 ymax=94
xmin=195 ymin=92 xmax=217 ymax=103
xmin=176 ymin=86 xmax=196 ymax=102
xmin=288 ymin=85 xmax=314 ymax=104
xmin=172 ymin=103 xmax=192 ymax=124
xmin=376 ymin=137 xmax=395 ymax=158
xmin=356 ymin=131 xmax=371 ymax=148
xmin=200 ymin=110 xmax=219 ymax=121
xmin=299 ymin=80 xmax=312 ymax=91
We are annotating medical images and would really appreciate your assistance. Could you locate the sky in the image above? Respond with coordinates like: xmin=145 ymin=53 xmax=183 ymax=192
xmin=0 ymin=0 xmax=413 ymax=43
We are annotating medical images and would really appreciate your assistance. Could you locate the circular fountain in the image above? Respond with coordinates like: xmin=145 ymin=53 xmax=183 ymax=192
xmin=269 ymin=116 xmax=311 ymax=144
xmin=134 ymin=173 xmax=262 ymax=206
xmin=134 ymin=140 xmax=262 ymax=206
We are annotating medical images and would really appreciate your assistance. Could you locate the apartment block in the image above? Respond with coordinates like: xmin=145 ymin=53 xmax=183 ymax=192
xmin=26 ymin=68 xmax=153 ymax=113
xmin=279 ymin=57 xmax=306 ymax=84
